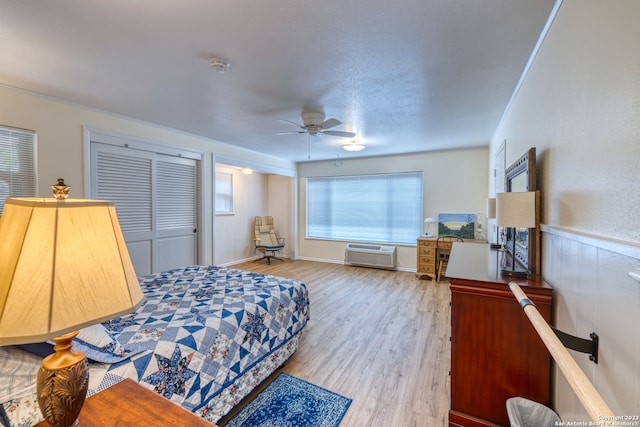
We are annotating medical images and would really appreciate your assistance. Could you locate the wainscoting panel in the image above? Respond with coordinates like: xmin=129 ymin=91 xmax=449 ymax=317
xmin=542 ymin=226 xmax=640 ymax=422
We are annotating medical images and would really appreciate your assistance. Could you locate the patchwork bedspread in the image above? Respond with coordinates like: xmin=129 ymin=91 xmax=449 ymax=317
xmin=2 ymin=265 xmax=309 ymax=426
xmin=102 ymin=265 xmax=309 ymax=422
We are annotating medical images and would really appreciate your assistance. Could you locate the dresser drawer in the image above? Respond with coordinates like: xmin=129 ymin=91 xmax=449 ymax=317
xmin=419 ymin=255 xmax=434 ymax=265
xmin=418 ymin=245 xmax=436 ymax=256
xmin=419 ymin=264 xmax=435 ymax=274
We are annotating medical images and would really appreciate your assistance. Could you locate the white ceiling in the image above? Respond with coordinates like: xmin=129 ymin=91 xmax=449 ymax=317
xmin=0 ymin=0 xmax=556 ymax=163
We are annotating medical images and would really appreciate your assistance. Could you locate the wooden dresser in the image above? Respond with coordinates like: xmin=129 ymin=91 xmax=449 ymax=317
xmin=416 ymin=236 xmax=438 ymax=279
xmin=416 ymin=236 xmax=485 ymax=280
xmin=446 ymin=243 xmax=553 ymax=427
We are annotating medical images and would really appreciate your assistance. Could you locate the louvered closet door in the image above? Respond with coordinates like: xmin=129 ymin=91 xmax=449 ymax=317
xmin=91 ymin=142 xmax=199 ymax=276
xmin=93 ymin=143 xmax=155 ymax=275
xmin=156 ymin=154 xmax=198 ymax=272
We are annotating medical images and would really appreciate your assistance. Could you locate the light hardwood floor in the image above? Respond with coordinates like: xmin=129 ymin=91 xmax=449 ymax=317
xmin=230 ymin=259 xmax=451 ymax=426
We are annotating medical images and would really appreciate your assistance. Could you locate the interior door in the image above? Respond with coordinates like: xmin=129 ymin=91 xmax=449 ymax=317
xmin=93 ymin=143 xmax=155 ymax=275
xmin=156 ymin=154 xmax=198 ymax=271
xmin=91 ymin=141 xmax=199 ymax=275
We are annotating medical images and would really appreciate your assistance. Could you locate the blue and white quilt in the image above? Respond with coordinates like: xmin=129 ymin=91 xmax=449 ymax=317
xmin=1 ymin=265 xmax=309 ymax=426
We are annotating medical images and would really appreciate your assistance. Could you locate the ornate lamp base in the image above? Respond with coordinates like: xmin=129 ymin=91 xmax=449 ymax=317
xmin=37 ymin=331 xmax=89 ymax=427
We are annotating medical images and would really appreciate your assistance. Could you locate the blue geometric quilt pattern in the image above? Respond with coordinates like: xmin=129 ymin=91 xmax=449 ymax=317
xmin=89 ymin=265 xmax=309 ymax=419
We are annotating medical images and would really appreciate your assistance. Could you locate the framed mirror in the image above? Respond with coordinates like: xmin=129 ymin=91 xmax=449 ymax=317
xmin=504 ymin=147 xmax=540 ymax=274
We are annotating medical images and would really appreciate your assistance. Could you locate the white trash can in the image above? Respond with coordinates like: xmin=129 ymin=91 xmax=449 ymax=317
xmin=506 ymin=397 xmax=562 ymax=427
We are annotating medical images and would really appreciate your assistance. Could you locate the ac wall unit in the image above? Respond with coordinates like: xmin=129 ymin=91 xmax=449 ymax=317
xmin=344 ymin=243 xmax=397 ymax=270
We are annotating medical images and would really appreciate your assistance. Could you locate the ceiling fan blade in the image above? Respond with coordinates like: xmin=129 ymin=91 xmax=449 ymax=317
xmin=277 ymin=131 xmax=307 ymax=135
xmin=322 ymin=130 xmax=356 ymax=138
xmin=320 ymin=118 xmax=341 ymax=129
xmin=278 ymin=119 xmax=305 ymax=130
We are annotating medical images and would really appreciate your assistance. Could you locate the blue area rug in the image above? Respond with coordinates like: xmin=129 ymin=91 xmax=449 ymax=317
xmin=225 ymin=373 xmax=352 ymax=427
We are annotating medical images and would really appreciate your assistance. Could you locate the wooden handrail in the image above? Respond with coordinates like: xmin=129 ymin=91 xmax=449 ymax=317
xmin=508 ymin=282 xmax=614 ymax=422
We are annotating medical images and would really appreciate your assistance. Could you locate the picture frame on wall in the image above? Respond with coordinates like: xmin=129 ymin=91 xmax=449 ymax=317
xmin=438 ymin=213 xmax=476 ymax=239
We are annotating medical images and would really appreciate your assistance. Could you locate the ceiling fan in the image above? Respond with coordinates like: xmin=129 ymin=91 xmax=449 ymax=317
xmin=277 ymin=112 xmax=356 ymax=139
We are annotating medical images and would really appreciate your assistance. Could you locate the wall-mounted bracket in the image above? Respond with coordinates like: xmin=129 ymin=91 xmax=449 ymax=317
xmin=551 ymin=327 xmax=599 ymax=364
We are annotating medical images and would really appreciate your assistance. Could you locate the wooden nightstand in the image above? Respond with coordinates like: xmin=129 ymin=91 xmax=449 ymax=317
xmin=35 ymin=379 xmax=218 ymax=427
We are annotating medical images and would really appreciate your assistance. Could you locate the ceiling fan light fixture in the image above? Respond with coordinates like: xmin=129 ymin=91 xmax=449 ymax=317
xmin=209 ymin=57 xmax=230 ymax=73
xmin=277 ymin=112 xmax=355 ymax=143
xmin=343 ymin=143 xmax=365 ymax=152
xmin=302 ymin=112 xmax=326 ymax=127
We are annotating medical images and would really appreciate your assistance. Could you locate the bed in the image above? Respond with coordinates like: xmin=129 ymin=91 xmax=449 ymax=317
xmin=0 ymin=265 xmax=309 ymax=426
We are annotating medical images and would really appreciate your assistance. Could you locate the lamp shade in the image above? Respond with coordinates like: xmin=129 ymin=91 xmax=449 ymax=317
xmin=0 ymin=198 xmax=144 ymax=345
xmin=496 ymin=192 xmax=536 ymax=228
xmin=486 ymin=198 xmax=496 ymax=219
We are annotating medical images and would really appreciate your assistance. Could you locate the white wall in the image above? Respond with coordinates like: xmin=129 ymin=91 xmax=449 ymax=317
xmin=267 ymin=174 xmax=295 ymax=259
xmin=489 ymin=0 xmax=640 ymax=420
xmin=213 ymin=167 xmax=294 ymax=265
xmin=213 ymin=166 xmax=267 ymax=265
xmin=0 ymin=85 xmax=296 ymax=266
xmin=297 ymin=148 xmax=489 ymax=270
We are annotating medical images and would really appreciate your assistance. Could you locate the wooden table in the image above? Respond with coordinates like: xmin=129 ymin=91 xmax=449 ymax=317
xmin=416 ymin=236 xmax=485 ymax=280
xmin=446 ymin=243 xmax=553 ymax=427
xmin=35 ymin=378 xmax=218 ymax=427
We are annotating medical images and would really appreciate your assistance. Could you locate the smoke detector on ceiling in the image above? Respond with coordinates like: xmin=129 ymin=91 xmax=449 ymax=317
xmin=209 ymin=57 xmax=230 ymax=73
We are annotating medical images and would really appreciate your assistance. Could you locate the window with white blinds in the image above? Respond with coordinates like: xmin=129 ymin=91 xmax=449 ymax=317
xmin=306 ymin=172 xmax=423 ymax=245
xmin=0 ymin=126 xmax=36 ymax=215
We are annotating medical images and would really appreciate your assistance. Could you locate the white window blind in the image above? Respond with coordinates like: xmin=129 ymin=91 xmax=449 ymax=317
xmin=215 ymin=172 xmax=233 ymax=214
xmin=0 ymin=126 xmax=36 ymax=214
xmin=307 ymin=172 xmax=423 ymax=245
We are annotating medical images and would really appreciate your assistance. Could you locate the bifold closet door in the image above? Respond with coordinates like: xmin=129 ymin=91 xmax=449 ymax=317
xmin=155 ymin=154 xmax=198 ymax=272
xmin=91 ymin=142 xmax=198 ymax=275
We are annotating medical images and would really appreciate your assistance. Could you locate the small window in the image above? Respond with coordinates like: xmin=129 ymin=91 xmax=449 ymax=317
xmin=215 ymin=172 xmax=233 ymax=214
xmin=0 ymin=126 xmax=37 ymax=214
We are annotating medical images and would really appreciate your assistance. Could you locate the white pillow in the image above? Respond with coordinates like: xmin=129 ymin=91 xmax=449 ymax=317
xmin=0 ymin=324 xmax=144 ymax=405
xmin=73 ymin=323 xmax=145 ymax=363
xmin=0 ymin=345 xmax=41 ymax=404
xmin=77 ymin=323 xmax=122 ymax=349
